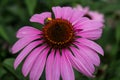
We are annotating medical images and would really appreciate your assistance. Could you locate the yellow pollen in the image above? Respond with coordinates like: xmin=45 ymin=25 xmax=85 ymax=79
xmin=44 ymin=18 xmax=52 ymax=24
xmin=47 ymin=18 xmax=52 ymax=21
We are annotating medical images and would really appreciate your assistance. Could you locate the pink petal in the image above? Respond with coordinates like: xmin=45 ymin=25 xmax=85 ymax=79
xmin=52 ymin=50 xmax=60 ymax=80
xmin=17 ymin=26 xmax=42 ymax=38
xmin=76 ymin=38 xmax=104 ymax=55
xmin=74 ymin=20 xmax=103 ymax=31
xmin=61 ymin=50 xmax=75 ymax=80
xmin=52 ymin=6 xmax=62 ymax=18
xmin=14 ymin=40 xmax=42 ymax=69
xmin=72 ymin=17 xmax=89 ymax=26
xmin=78 ymin=29 xmax=102 ymax=40
xmin=75 ymin=5 xmax=89 ymax=14
xmin=70 ymin=9 xmax=85 ymax=23
xmin=88 ymin=11 xmax=104 ymax=23
xmin=22 ymin=45 xmax=47 ymax=77
xmin=69 ymin=47 xmax=95 ymax=74
xmin=46 ymin=50 xmax=60 ymax=80
xmin=61 ymin=7 xmax=73 ymax=20
xmin=45 ymin=49 xmax=55 ymax=80
xmin=30 ymin=12 xmax=51 ymax=24
xmin=76 ymin=45 xmax=100 ymax=66
xmin=30 ymin=48 xmax=49 ymax=80
xmin=66 ymin=51 xmax=94 ymax=77
xmin=12 ymin=35 xmax=41 ymax=54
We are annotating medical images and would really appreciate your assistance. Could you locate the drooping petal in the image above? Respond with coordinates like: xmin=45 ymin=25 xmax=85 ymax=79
xmin=46 ymin=50 xmax=60 ymax=80
xmin=22 ymin=45 xmax=47 ymax=77
xmin=52 ymin=50 xmax=60 ymax=80
xmin=76 ymin=45 xmax=100 ymax=66
xmin=12 ymin=35 xmax=41 ymax=54
xmin=74 ymin=20 xmax=103 ymax=31
xmin=76 ymin=38 xmax=104 ymax=55
xmin=17 ymin=26 xmax=42 ymax=38
xmin=66 ymin=51 xmax=94 ymax=77
xmin=61 ymin=50 xmax=75 ymax=80
xmin=30 ymin=12 xmax=51 ymax=24
xmin=78 ymin=29 xmax=102 ymax=40
xmin=14 ymin=40 xmax=42 ymax=69
xmin=45 ymin=49 xmax=55 ymax=80
xmin=30 ymin=48 xmax=50 ymax=80
xmin=52 ymin=6 xmax=62 ymax=18
xmin=69 ymin=47 xmax=95 ymax=74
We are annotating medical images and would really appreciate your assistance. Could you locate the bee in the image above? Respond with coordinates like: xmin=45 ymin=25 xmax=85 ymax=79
xmin=44 ymin=18 xmax=52 ymax=24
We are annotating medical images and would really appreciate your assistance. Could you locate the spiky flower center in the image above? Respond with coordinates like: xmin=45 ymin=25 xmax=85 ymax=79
xmin=42 ymin=18 xmax=74 ymax=48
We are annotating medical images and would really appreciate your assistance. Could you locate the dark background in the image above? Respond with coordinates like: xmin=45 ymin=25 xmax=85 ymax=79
xmin=0 ymin=0 xmax=120 ymax=80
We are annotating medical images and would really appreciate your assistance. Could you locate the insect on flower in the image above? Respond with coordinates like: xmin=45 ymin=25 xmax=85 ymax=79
xmin=11 ymin=6 xmax=104 ymax=80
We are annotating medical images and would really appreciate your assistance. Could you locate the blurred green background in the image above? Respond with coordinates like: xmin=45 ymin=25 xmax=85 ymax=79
xmin=0 ymin=0 xmax=120 ymax=80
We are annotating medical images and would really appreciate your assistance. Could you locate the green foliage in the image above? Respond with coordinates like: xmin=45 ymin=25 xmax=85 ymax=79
xmin=0 ymin=26 xmax=9 ymax=42
xmin=0 ymin=0 xmax=120 ymax=80
xmin=3 ymin=58 xmax=26 ymax=80
xmin=25 ymin=0 xmax=37 ymax=15
xmin=116 ymin=23 xmax=120 ymax=43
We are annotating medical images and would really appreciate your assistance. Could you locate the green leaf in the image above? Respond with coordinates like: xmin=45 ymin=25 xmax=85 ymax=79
xmin=6 ymin=4 xmax=28 ymax=21
xmin=0 ymin=26 xmax=16 ymax=44
xmin=107 ymin=60 xmax=120 ymax=80
xmin=116 ymin=23 xmax=120 ymax=43
xmin=0 ymin=67 xmax=7 ymax=78
xmin=3 ymin=58 xmax=26 ymax=80
xmin=110 ymin=43 xmax=119 ymax=59
xmin=25 ymin=0 xmax=37 ymax=15
xmin=0 ymin=26 xmax=9 ymax=42
xmin=102 ymin=3 xmax=120 ymax=13
xmin=5 ymin=26 xmax=16 ymax=44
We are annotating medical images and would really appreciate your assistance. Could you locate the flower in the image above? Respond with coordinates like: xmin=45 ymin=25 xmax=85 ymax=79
xmin=12 ymin=6 xmax=104 ymax=80
xmin=76 ymin=5 xmax=104 ymax=23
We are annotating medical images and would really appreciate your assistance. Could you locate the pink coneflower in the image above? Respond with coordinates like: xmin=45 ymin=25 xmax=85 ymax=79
xmin=76 ymin=5 xmax=104 ymax=23
xmin=12 ymin=6 xmax=104 ymax=80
